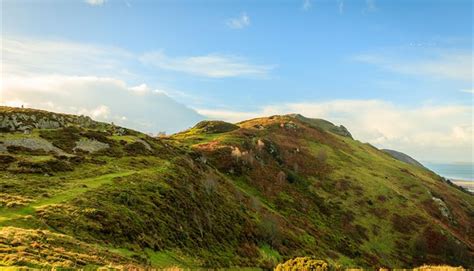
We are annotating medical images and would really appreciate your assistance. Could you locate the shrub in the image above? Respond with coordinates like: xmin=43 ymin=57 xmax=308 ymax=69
xmin=257 ymin=215 xmax=280 ymax=248
xmin=124 ymin=141 xmax=152 ymax=156
xmin=0 ymin=155 xmax=16 ymax=169
xmin=194 ymin=120 xmax=238 ymax=133
xmin=81 ymin=130 xmax=111 ymax=143
xmin=16 ymin=159 xmax=73 ymax=174
xmin=6 ymin=145 xmax=51 ymax=155
xmin=274 ymin=257 xmax=329 ymax=271
xmin=285 ymin=169 xmax=305 ymax=184
xmin=39 ymin=127 xmax=81 ymax=152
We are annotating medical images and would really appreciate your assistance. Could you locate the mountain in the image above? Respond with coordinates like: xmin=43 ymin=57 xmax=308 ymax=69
xmin=1 ymin=106 xmax=473 ymax=269
xmin=382 ymin=149 xmax=425 ymax=168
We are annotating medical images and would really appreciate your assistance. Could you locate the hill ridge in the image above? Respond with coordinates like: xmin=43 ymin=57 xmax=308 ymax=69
xmin=0 ymin=106 xmax=473 ymax=269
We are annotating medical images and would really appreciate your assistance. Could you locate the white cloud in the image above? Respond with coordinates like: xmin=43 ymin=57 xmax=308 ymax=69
xmin=1 ymin=37 xmax=133 ymax=78
xmin=129 ymin=83 xmax=150 ymax=94
xmin=355 ymin=51 xmax=473 ymax=81
xmin=461 ymin=89 xmax=474 ymax=94
xmin=2 ymin=100 xmax=30 ymax=108
xmin=85 ymin=0 xmax=106 ymax=6
xmin=83 ymin=105 xmax=111 ymax=119
xmin=196 ymin=108 xmax=261 ymax=123
xmin=226 ymin=13 xmax=250 ymax=29
xmin=1 ymin=37 xmax=204 ymax=133
xmin=2 ymin=75 xmax=203 ymax=133
xmin=197 ymin=100 xmax=473 ymax=163
xmin=302 ymin=0 xmax=312 ymax=11
xmin=2 ymin=36 xmax=273 ymax=81
xmin=140 ymin=51 xmax=273 ymax=78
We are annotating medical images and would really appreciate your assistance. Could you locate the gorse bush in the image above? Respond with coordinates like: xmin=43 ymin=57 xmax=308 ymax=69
xmin=274 ymin=259 xmax=467 ymax=271
xmin=413 ymin=265 xmax=466 ymax=271
xmin=274 ymin=257 xmax=330 ymax=271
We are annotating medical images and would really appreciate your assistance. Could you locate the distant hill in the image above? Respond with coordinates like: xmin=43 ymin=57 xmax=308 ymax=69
xmin=1 ymin=106 xmax=473 ymax=269
xmin=382 ymin=149 xmax=425 ymax=168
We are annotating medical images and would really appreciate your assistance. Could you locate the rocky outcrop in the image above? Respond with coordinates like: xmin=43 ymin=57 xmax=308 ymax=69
xmin=74 ymin=139 xmax=109 ymax=153
xmin=288 ymin=114 xmax=353 ymax=138
xmin=0 ymin=106 xmax=126 ymax=135
xmin=0 ymin=138 xmax=68 ymax=156
xmin=135 ymin=139 xmax=152 ymax=151
xmin=0 ymin=111 xmax=95 ymax=132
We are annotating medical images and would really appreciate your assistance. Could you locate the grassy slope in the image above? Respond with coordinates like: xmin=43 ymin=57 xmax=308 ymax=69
xmin=172 ymin=115 xmax=474 ymax=268
xmin=0 ymin=108 xmax=473 ymax=269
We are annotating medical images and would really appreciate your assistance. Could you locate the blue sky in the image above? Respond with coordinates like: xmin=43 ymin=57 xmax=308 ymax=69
xmin=1 ymin=0 xmax=473 ymax=162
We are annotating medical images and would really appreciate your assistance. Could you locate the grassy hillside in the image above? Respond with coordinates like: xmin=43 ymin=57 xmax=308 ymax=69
xmin=0 ymin=106 xmax=473 ymax=269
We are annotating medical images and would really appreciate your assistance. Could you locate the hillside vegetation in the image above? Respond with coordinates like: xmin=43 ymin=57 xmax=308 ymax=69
xmin=0 ymin=106 xmax=473 ymax=269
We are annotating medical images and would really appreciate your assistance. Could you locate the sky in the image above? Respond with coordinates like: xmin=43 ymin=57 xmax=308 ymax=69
xmin=1 ymin=0 xmax=473 ymax=163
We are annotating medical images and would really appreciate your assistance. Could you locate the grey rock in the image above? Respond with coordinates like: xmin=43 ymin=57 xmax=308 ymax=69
xmin=0 ymin=138 xmax=68 ymax=156
xmin=74 ymin=139 xmax=109 ymax=153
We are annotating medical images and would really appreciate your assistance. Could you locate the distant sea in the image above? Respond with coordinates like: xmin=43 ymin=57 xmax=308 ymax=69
xmin=424 ymin=162 xmax=473 ymax=192
xmin=424 ymin=162 xmax=473 ymax=181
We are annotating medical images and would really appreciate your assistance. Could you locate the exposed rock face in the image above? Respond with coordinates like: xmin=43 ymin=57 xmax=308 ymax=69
xmin=288 ymin=114 xmax=353 ymax=138
xmin=135 ymin=139 xmax=152 ymax=151
xmin=0 ymin=107 xmax=108 ymax=132
xmin=281 ymin=121 xmax=298 ymax=130
xmin=0 ymin=138 xmax=68 ymax=156
xmin=432 ymin=196 xmax=453 ymax=222
xmin=382 ymin=149 xmax=425 ymax=168
xmin=74 ymin=139 xmax=109 ymax=153
xmin=336 ymin=125 xmax=352 ymax=138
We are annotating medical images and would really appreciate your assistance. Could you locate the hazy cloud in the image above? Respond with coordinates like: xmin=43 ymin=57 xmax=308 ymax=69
xmin=355 ymin=51 xmax=473 ymax=81
xmin=302 ymin=0 xmax=312 ymax=11
xmin=461 ymin=89 xmax=474 ymax=94
xmin=2 ymin=37 xmax=273 ymax=80
xmin=85 ymin=0 xmax=107 ymax=6
xmin=1 ymin=37 xmax=133 ymax=78
xmin=140 ymin=51 xmax=273 ymax=78
xmin=226 ymin=13 xmax=250 ymax=29
xmin=337 ymin=0 xmax=344 ymax=14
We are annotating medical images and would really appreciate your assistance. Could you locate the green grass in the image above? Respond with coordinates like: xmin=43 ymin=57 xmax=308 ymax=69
xmin=145 ymin=249 xmax=199 ymax=268
xmin=259 ymin=244 xmax=282 ymax=263
xmin=108 ymin=135 xmax=138 ymax=142
xmin=0 ymin=171 xmax=136 ymax=223
xmin=108 ymin=247 xmax=140 ymax=258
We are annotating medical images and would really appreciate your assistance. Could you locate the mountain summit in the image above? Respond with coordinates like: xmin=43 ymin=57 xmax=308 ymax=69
xmin=0 ymin=107 xmax=472 ymax=269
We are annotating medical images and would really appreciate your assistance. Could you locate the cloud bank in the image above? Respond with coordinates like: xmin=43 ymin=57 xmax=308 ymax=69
xmin=1 ymin=37 xmax=203 ymax=134
xmin=2 ymin=75 xmax=203 ymax=133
